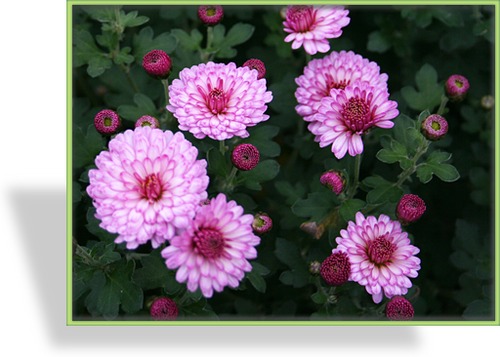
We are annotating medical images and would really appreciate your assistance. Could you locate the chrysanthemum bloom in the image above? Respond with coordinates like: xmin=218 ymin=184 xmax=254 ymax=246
xmin=320 ymin=251 xmax=351 ymax=286
xmin=295 ymin=51 xmax=389 ymax=124
xmin=87 ymin=127 xmax=210 ymax=249
xmin=385 ymin=296 xmax=415 ymax=321
xmin=198 ymin=5 xmax=224 ymax=25
xmin=445 ymin=74 xmax=470 ymax=101
xmin=231 ymin=143 xmax=260 ymax=171
xmin=283 ymin=5 xmax=350 ymax=55
xmin=421 ymin=114 xmax=448 ymax=141
xmin=396 ymin=194 xmax=426 ymax=226
xmin=94 ymin=109 xmax=121 ymax=135
xmin=320 ymin=170 xmax=344 ymax=194
xmin=167 ymin=62 xmax=273 ymax=141
xmin=335 ymin=212 xmax=421 ymax=303
xmin=135 ymin=115 xmax=160 ymax=129
xmin=142 ymin=50 xmax=172 ymax=79
xmin=243 ymin=58 xmax=266 ymax=80
xmin=252 ymin=212 xmax=272 ymax=234
xmin=162 ymin=193 xmax=260 ymax=298
xmin=310 ymin=82 xmax=399 ymax=159
xmin=150 ymin=297 xmax=179 ymax=321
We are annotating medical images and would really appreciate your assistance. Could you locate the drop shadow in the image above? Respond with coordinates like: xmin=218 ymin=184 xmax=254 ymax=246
xmin=11 ymin=187 xmax=420 ymax=349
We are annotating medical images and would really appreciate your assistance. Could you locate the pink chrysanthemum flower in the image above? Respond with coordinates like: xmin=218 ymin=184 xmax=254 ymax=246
xmin=252 ymin=212 xmax=273 ymax=234
xmin=142 ymin=50 xmax=172 ymax=79
xmin=396 ymin=194 xmax=426 ymax=225
xmin=150 ymin=297 xmax=179 ymax=321
xmin=421 ymin=114 xmax=448 ymax=141
xmin=310 ymin=82 xmax=399 ymax=159
xmin=94 ymin=109 xmax=121 ymax=135
xmin=167 ymin=62 xmax=273 ymax=141
xmin=320 ymin=251 xmax=351 ymax=286
xmin=135 ymin=115 xmax=160 ymax=129
xmin=320 ymin=170 xmax=345 ymax=195
xmin=334 ymin=212 xmax=421 ymax=304
xmin=243 ymin=58 xmax=266 ymax=80
xmin=231 ymin=143 xmax=260 ymax=171
xmin=283 ymin=5 xmax=350 ymax=55
xmin=87 ymin=127 xmax=209 ymax=249
xmin=445 ymin=74 xmax=470 ymax=101
xmin=295 ymin=51 xmax=389 ymax=124
xmin=162 ymin=193 xmax=260 ymax=298
xmin=385 ymin=296 xmax=415 ymax=321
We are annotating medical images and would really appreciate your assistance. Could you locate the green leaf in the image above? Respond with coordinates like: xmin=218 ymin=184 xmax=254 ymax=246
xmin=214 ymin=23 xmax=254 ymax=59
xmin=376 ymin=138 xmax=408 ymax=164
xmin=85 ymin=207 xmax=117 ymax=242
xmin=311 ymin=290 xmax=328 ymax=305
xmin=171 ymin=28 xmax=202 ymax=51
xmin=73 ymin=29 xmax=112 ymax=77
xmin=117 ymin=93 xmax=157 ymax=121
xmin=366 ymin=182 xmax=403 ymax=204
xmin=87 ymin=56 xmax=113 ymax=78
xmin=400 ymin=63 xmax=444 ymax=111
xmin=339 ymin=199 xmax=365 ymax=222
xmin=417 ymin=158 xmax=460 ymax=183
xmin=114 ymin=47 xmax=134 ymax=65
xmin=291 ymin=192 xmax=335 ymax=221
xmin=367 ymin=31 xmax=391 ymax=53
xmin=82 ymin=6 xmax=116 ymax=23
xmin=274 ymin=238 xmax=305 ymax=270
xmin=121 ymin=10 xmax=149 ymax=28
xmin=239 ymin=160 xmax=280 ymax=190
xmin=463 ymin=299 xmax=492 ymax=320
xmin=244 ymin=125 xmax=281 ymax=158
xmin=133 ymin=27 xmax=178 ymax=60
xmin=207 ymin=147 xmax=229 ymax=177
xmin=246 ymin=270 xmax=267 ymax=293
xmin=73 ymin=124 xmax=106 ymax=169
xmin=133 ymin=252 xmax=181 ymax=293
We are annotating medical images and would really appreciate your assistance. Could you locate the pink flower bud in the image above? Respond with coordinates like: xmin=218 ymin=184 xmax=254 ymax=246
xmin=396 ymin=194 xmax=426 ymax=225
xmin=320 ymin=251 xmax=351 ymax=286
xmin=386 ymin=296 xmax=414 ymax=320
xmin=94 ymin=109 xmax=121 ymax=135
xmin=231 ymin=143 xmax=260 ymax=171
xmin=142 ymin=50 xmax=172 ymax=79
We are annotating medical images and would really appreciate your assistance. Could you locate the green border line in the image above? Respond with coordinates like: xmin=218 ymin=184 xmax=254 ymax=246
xmin=67 ymin=0 xmax=500 ymax=326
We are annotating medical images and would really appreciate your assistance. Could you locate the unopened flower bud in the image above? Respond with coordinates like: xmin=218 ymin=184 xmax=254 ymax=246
xmin=252 ymin=212 xmax=272 ymax=234
xmin=243 ymin=58 xmax=266 ymax=80
xmin=386 ymin=296 xmax=414 ymax=321
xmin=481 ymin=95 xmax=494 ymax=110
xmin=421 ymin=114 xmax=448 ymax=141
xmin=396 ymin=194 xmax=426 ymax=226
xmin=94 ymin=109 xmax=121 ymax=135
xmin=150 ymin=297 xmax=179 ymax=321
xmin=309 ymin=260 xmax=321 ymax=275
xmin=231 ymin=143 xmax=260 ymax=171
xmin=445 ymin=74 xmax=470 ymax=102
xmin=135 ymin=115 xmax=160 ymax=129
xmin=320 ymin=250 xmax=351 ymax=286
xmin=320 ymin=170 xmax=345 ymax=195
xmin=198 ymin=5 xmax=224 ymax=25
xmin=142 ymin=50 xmax=172 ymax=79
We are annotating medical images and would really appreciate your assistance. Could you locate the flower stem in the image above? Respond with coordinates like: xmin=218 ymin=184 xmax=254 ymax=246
xmin=347 ymin=154 xmax=362 ymax=199
xmin=437 ymin=95 xmax=449 ymax=116
xmin=394 ymin=139 xmax=430 ymax=188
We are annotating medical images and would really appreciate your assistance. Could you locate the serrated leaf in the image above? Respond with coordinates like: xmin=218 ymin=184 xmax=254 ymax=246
xmin=87 ymin=55 xmax=113 ymax=78
xmin=291 ymin=192 xmax=335 ymax=221
xmin=171 ymin=28 xmax=202 ymax=51
xmin=417 ymin=162 xmax=460 ymax=183
xmin=311 ymin=290 xmax=328 ymax=305
xmin=114 ymin=47 xmax=134 ymax=65
xmin=401 ymin=63 xmax=443 ymax=111
xmin=133 ymin=252 xmax=180 ymax=293
xmin=239 ymin=160 xmax=280 ymax=190
xmin=246 ymin=270 xmax=266 ymax=293
xmin=366 ymin=183 xmax=403 ymax=204
xmin=117 ymin=93 xmax=157 ymax=121
xmin=244 ymin=125 xmax=281 ymax=158
xmin=73 ymin=124 xmax=107 ymax=169
xmin=339 ymin=199 xmax=365 ymax=222
xmin=133 ymin=27 xmax=178 ymax=60
xmin=214 ymin=23 xmax=255 ymax=59
xmin=121 ymin=11 xmax=149 ymax=28
xmin=82 ymin=6 xmax=117 ymax=23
